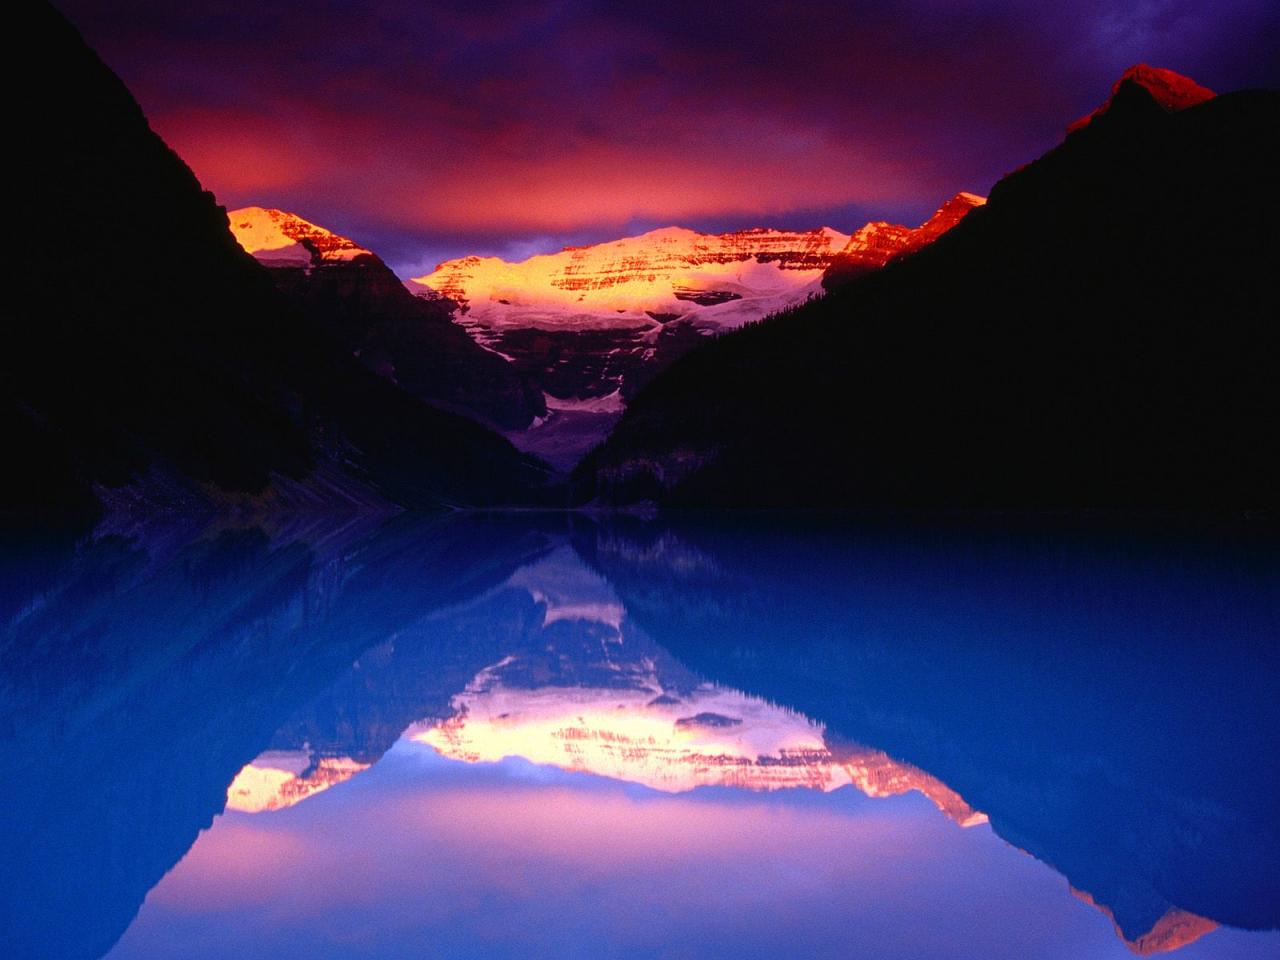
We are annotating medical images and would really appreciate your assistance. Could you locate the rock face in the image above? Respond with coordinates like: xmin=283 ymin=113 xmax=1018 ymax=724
xmin=411 ymin=226 xmax=851 ymax=333
xmin=229 ymin=207 xmax=544 ymax=431
xmin=410 ymin=216 xmax=970 ymax=469
xmin=579 ymin=68 xmax=1280 ymax=509
xmin=1068 ymin=64 xmax=1215 ymax=133
xmin=823 ymin=192 xmax=985 ymax=288
xmin=407 ymin=225 xmax=853 ymax=468
xmin=227 ymin=206 xmax=372 ymax=264
xmin=412 ymin=227 xmax=851 ymax=375
xmin=3 ymin=2 xmax=547 ymax=520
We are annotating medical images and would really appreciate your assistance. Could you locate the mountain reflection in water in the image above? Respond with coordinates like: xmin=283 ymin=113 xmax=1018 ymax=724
xmin=1 ymin=514 xmax=1277 ymax=960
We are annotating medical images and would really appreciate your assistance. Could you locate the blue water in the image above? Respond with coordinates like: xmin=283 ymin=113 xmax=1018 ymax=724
xmin=2 ymin=514 xmax=1277 ymax=959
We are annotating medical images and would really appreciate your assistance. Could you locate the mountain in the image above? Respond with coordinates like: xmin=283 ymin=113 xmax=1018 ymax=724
xmin=822 ymin=192 xmax=985 ymax=288
xmin=2 ymin=2 xmax=549 ymax=523
xmin=408 ymin=226 xmax=849 ymax=467
xmin=1067 ymin=63 xmax=1215 ymax=133
xmin=409 ymin=214 xmax=972 ymax=468
xmin=229 ymin=207 xmax=544 ymax=431
xmin=577 ymin=69 xmax=1280 ymax=508
xmin=409 ymin=225 xmax=853 ymax=335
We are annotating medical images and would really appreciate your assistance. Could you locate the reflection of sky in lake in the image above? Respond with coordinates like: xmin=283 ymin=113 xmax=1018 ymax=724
xmin=4 ymin=515 xmax=1278 ymax=960
xmin=109 ymin=744 xmax=1275 ymax=960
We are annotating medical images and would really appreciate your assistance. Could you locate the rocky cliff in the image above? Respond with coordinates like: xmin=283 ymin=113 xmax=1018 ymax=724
xmin=230 ymin=207 xmax=545 ymax=430
xmin=410 ymin=213 xmax=971 ymax=469
xmin=3 ymin=2 xmax=548 ymax=520
xmin=1067 ymin=63 xmax=1214 ymax=133
xmin=411 ymin=225 xmax=851 ymax=327
xmin=822 ymin=192 xmax=985 ymax=288
xmin=579 ymin=68 xmax=1280 ymax=509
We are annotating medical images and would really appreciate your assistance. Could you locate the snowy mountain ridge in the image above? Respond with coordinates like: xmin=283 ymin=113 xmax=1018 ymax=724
xmin=406 ymin=223 xmax=854 ymax=345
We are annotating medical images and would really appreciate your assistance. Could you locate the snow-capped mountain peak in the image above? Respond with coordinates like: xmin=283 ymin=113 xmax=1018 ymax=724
xmin=407 ymin=223 xmax=851 ymax=326
xmin=402 ymin=201 xmax=979 ymax=469
xmin=228 ymin=206 xmax=371 ymax=266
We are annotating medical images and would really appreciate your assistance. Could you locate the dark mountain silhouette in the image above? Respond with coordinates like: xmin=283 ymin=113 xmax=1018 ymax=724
xmin=578 ymin=70 xmax=1280 ymax=509
xmin=2 ymin=3 xmax=548 ymax=523
xmin=821 ymin=191 xmax=985 ymax=290
xmin=1068 ymin=64 xmax=1216 ymax=133
xmin=228 ymin=206 xmax=546 ymax=431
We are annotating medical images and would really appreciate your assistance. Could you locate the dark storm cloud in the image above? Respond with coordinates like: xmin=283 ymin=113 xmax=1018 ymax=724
xmin=56 ymin=0 xmax=1280 ymax=273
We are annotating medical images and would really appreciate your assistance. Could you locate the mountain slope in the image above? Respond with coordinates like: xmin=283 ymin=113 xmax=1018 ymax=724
xmin=410 ymin=224 xmax=853 ymax=341
xmin=822 ymin=192 xmax=985 ymax=288
xmin=410 ymin=207 xmax=977 ymax=469
xmin=230 ymin=207 xmax=544 ymax=431
xmin=2 ymin=2 xmax=547 ymax=521
xmin=1068 ymin=63 xmax=1215 ymax=133
xmin=409 ymin=225 xmax=852 ymax=468
xmin=579 ymin=70 xmax=1280 ymax=508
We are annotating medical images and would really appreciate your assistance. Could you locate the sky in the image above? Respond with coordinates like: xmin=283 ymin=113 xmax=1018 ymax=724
xmin=59 ymin=0 xmax=1280 ymax=276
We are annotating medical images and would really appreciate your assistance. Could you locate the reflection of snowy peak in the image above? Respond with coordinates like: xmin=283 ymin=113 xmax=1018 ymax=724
xmin=1070 ymin=887 xmax=1217 ymax=955
xmin=411 ymin=655 xmax=988 ymax=826
xmin=225 ymin=750 xmax=369 ymax=812
xmin=413 ymin=666 xmax=846 ymax=793
xmin=404 ymin=547 xmax=987 ymax=822
xmin=840 ymin=747 xmax=987 ymax=828
xmin=226 ymin=543 xmax=987 ymax=828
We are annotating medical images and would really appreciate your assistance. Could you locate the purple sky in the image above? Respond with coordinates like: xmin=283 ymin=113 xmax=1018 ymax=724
xmin=59 ymin=0 xmax=1280 ymax=275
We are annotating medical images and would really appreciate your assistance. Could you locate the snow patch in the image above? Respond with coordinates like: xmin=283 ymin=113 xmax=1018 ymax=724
xmin=544 ymin=389 xmax=625 ymax=414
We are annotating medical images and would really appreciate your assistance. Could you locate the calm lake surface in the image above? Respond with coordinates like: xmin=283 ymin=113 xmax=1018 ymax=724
xmin=3 ymin=514 xmax=1278 ymax=959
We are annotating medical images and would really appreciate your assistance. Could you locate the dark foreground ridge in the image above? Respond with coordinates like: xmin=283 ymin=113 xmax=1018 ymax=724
xmin=579 ymin=70 xmax=1280 ymax=509
xmin=2 ymin=2 xmax=550 ymax=524
xmin=230 ymin=207 xmax=547 ymax=431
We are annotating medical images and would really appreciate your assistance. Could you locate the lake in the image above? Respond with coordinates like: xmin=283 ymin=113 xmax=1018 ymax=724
xmin=3 ymin=513 xmax=1277 ymax=959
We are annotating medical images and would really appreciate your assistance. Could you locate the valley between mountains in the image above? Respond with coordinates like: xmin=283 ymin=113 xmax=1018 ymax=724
xmin=229 ymin=193 xmax=985 ymax=469
xmin=5 ymin=2 xmax=1278 ymax=520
